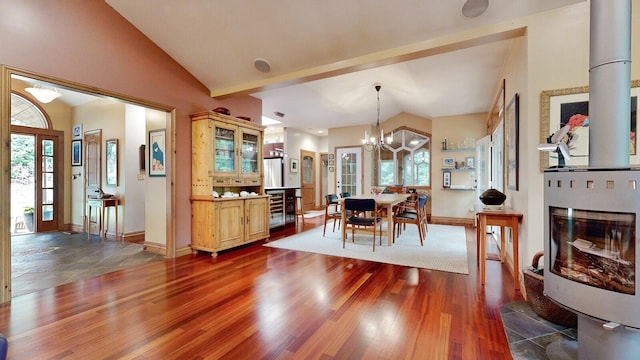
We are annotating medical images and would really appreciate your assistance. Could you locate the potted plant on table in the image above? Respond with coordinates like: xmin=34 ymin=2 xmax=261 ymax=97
xmin=23 ymin=207 xmax=34 ymax=232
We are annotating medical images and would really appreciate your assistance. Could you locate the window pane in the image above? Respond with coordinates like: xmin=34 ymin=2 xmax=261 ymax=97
xmin=42 ymin=156 xmax=53 ymax=172
xmin=42 ymin=205 xmax=53 ymax=221
xmin=42 ymin=172 xmax=54 ymax=188
xmin=42 ymin=189 xmax=54 ymax=205
xmin=42 ymin=139 xmax=54 ymax=156
xmin=380 ymin=160 xmax=394 ymax=185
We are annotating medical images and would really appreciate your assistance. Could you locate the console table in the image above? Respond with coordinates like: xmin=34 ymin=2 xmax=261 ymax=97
xmin=87 ymin=197 xmax=119 ymax=242
xmin=476 ymin=208 xmax=523 ymax=291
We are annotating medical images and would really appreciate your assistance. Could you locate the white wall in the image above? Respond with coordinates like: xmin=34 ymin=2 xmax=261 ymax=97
xmin=72 ymin=99 xmax=126 ymax=233
xmin=123 ymin=104 xmax=146 ymax=234
xmin=144 ymin=111 xmax=169 ymax=247
xmin=284 ymin=128 xmax=326 ymax=207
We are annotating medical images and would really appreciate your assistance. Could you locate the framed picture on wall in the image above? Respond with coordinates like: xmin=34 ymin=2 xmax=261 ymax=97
xmin=442 ymin=170 xmax=451 ymax=188
xmin=72 ymin=124 xmax=82 ymax=140
xmin=290 ymin=158 xmax=299 ymax=173
xmin=149 ymin=129 xmax=166 ymax=177
xmin=465 ymin=156 xmax=475 ymax=169
xmin=71 ymin=139 xmax=82 ymax=166
xmin=506 ymin=93 xmax=520 ymax=190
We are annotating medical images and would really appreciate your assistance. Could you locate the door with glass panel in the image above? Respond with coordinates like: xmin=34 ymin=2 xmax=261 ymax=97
xmin=300 ymin=150 xmax=316 ymax=211
xmin=10 ymin=132 xmax=62 ymax=233
xmin=36 ymin=134 xmax=61 ymax=232
xmin=335 ymin=147 xmax=362 ymax=196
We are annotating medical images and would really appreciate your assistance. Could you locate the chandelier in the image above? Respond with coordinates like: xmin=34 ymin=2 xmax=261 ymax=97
xmin=362 ymin=83 xmax=392 ymax=152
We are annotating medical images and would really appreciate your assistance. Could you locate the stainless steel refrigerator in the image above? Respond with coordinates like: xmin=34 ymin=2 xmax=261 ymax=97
xmin=263 ymin=157 xmax=283 ymax=188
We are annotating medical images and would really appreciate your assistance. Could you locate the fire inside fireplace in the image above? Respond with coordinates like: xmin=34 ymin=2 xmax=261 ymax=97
xmin=549 ymin=206 xmax=635 ymax=295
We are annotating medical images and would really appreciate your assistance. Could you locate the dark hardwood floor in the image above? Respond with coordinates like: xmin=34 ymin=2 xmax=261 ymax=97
xmin=0 ymin=216 xmax=523 ymax=359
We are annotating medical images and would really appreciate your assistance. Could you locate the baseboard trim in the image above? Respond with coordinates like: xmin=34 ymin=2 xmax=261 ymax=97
xmin=143 ymin=242 xmax=166 ymax=256
xmin=122 ymin=232 xmax=145 ymax=243
xmin=430 ymin=216 xmax=474 ymax=227
xmin=175 ymin=246 xmax=192 ymax=257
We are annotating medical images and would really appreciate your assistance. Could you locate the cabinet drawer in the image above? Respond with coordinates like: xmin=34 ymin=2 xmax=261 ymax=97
xmin=211 ymin=178 xmax=231 ymax=186
xmin=243 ymin=178 xmax=261 ymax=186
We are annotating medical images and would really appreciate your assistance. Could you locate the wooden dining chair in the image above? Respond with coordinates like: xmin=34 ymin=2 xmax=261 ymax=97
xmin=323 ymin=194 xmax=342 ymax=236
xmin=392 ymin=194 xmax=428 ymax=245
xmin=343 ymin=198 xmax=384 ymax=251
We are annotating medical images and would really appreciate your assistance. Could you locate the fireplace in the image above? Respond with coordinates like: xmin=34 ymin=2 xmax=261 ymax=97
xmin=544 ymin=169 xmax=640 ymax=329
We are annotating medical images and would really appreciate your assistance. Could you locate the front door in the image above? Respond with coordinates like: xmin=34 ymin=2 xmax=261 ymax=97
xmin=10 ymin=130 xmax=63 ymax=233
xmin=36 ymin=134 xmax=62 ymax=232
xmin=300 ymin=150 xmax=315 ymax=211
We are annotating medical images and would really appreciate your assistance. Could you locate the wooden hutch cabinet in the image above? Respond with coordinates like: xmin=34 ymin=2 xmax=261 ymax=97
xmin=190 ymin=111 xmax=269 ymax=256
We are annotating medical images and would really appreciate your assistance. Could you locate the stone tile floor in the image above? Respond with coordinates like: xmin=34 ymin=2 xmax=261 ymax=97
xmin=501 ymin=301 xmax=577 ymax=360
xmin=11 ymin=231 xmax=166 ymax=298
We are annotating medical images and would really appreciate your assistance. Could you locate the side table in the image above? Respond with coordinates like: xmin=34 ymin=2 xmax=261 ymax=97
xmin=476 ymin=208 xmax=523 ymax=291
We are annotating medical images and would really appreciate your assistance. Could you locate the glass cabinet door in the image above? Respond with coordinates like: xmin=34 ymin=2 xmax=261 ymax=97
xmin=240 ymin=128 xmax=261 ymax=177
xmin=213 ymin=122 xmax=237 ymax=175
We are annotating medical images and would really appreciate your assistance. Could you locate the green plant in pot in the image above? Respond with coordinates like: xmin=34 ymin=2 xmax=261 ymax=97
xmin=23 ymin=207 xmax=34 ymax=232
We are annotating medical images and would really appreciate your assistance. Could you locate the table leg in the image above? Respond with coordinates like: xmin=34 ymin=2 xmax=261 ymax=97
xmin=87 ymin=206 xmax=91 ymax=240
xmin=115 ymin=203 xmax=119 ymax=241
xmin=480 ymin=215 xmax=487 ymax=286
xmin=101 ymin=206 xmax=105 ymax=243
xmin=476 ymin=214 xmax=480 ymax=265
xmin=341 ymin=207 xmax=347 ymax=247
xmin=500 ymin=225 xmax=506 ymax=263
xmin=512 ymin=219 xmax=520 ymax=290
xmin=386 ymin=204 xmax=393 ymax=246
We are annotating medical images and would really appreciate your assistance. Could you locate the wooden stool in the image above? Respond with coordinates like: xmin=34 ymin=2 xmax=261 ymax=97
xmin=295 ymin=195 xmax=305 ymax=227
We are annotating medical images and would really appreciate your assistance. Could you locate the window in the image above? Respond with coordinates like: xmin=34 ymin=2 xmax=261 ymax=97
xmin=379 ymin=128 xmax=431 ymax=187
xmin=11 ymin=93 xmax=49 ymax=128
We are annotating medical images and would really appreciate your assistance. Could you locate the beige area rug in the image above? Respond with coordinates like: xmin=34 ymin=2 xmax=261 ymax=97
xmin=302 ymin=210 xmax=325 ymax=218
xmin=264 ymin=223 xmax=469 ymax=274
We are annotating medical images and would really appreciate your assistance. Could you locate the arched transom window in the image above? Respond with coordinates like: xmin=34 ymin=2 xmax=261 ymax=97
xmin=11 ymin=93 xmax=49 ymax=129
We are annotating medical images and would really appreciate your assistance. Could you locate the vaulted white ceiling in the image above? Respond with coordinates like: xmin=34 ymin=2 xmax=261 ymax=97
xmin=105 ymin=0 xmax=584 ymax=134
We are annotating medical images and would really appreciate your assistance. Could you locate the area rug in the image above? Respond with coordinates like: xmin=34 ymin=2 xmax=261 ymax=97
xmin=264 ymin=223 xmax=469 ymax=274
xmin=302 ymin=210 xmax=325 ymax=218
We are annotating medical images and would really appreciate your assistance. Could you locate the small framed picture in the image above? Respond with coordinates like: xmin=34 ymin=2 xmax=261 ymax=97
xmin=329 ymin=166 xmax=334 ymax=172
xmin=443 ymin=170 xmax=451 ymax=188
xmin=328 ymin=153 xmax=334 ymax=160
xmin=443 ymin=157 xmax=455 ymax=167
xmin=71 ymin=139 xmax=82 ymax=166
xmin=149 ymin=129 xmax=166 ymax=177
xmin=290 ymin=158 xmax=299 ymax=173
xmin=72 ymin=124 xmax=83 ymax=140
xmin=328 ymin=159 xmax=334 ymax=166
xmin=465 ymin=156 xmax=475 ymax=168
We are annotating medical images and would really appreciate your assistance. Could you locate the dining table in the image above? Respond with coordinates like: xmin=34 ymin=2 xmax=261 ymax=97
xmin=340 ymin=193 xmax=410 ymax=246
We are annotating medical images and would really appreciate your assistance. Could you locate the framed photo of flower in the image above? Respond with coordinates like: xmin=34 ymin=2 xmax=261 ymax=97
xmin=540 ymin=80 xmax=639 ymax=171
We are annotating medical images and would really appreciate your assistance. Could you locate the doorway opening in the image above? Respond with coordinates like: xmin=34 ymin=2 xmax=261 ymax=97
xmin=3 ymin=68 xmax=174 ymax=301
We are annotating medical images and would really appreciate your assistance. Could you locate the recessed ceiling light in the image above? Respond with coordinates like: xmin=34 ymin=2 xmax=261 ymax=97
xmin=254 ymin=58 xmax=271 ymax=73
xmin=462 ymin=0 xmax=489 ymax=18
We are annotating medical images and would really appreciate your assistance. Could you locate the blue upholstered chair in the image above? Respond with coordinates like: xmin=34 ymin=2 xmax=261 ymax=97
xmin=343 ymin=198 xmax=383 ymax=251
xmin=0 ymin=333 xmax=7 ymax=360
xmin=323 ymin=194 xmax=342 ymax=236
